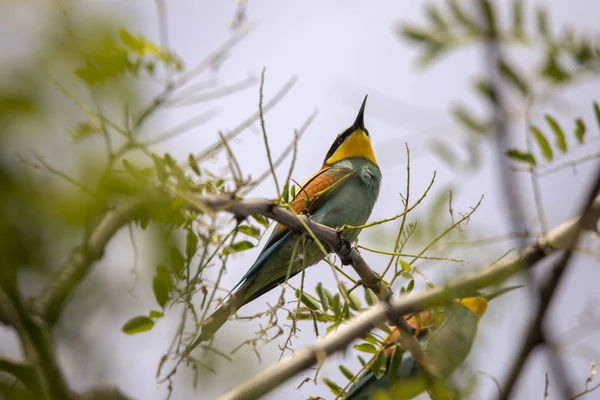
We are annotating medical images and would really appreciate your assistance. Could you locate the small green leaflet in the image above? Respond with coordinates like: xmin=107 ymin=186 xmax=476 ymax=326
xmin=237 ymin=225 xmax=261 ymax=239
xmin=222 ymin=240 xmax=254 ymax=255
xmin=544 ymin=115 xmax=567 ymax=153
xmin=122 ymin=316 xmax=154 ymax=335
xmin=323 ymin=378 xmax=342 ymax=396
xmin=529 ymin=125 xmax=553 ymax=161
xmin=354 ymin=343 xmax=378 ymax=354
xmin=506 ymin=149 xmax=536 ymax=166
xmin=574 ymin=118 xmax=586 ymax=144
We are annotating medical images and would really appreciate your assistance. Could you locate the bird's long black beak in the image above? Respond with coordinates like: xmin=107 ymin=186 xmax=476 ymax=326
xmin=351 ymin=95 xmax=368 ymax=132
xmin=482 ymin=285 xmax=523 ymax=301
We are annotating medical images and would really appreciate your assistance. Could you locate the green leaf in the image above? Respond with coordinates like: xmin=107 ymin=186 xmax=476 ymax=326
xmin=406 ymin=279 xmax=415 ymax=293
xmin=370 ymin=350 xmax=387 ymax=379
xmin=237 ymin=225 xmax=261 ymax=239
xmin=339 ymin=365 xmax=355 ymax=381
xmin=544 ymin=115 xmax=567 ymax=153
xmin=149 ymin=310 xmax=164 ymax=319
xmin=399 ymin=259 xmax=411 ymax=273
xmin=295 ymin=290 xmax=321 ymax=311
xmin=364 ymin=288 xmax=378 ymax=306
xmin=474 ymin=79 xmax=497 ymax=105
xmin=425 ymin=4 xmax=448 ymax=30
xmin=479 ymin=0 xmax=496 ymax=37
xmin=448 ymin=0 xmax=479 ymax=34
xmin=506 ymin=149 xmax=536 ymax=166
xmin=353 ymin=343 xmax=378 ymax=354
xmin=151 ymin=154 xmax=168 ymax=183
xmin=222 ymin=240 xmax=254 ymax=255
xmin=170 ymin=246 xmax=185 ymax=275
xmin=574 ymin=118 xmax=586 ymax=144
xmin=331 ymin=293 xmax=341 ymax=317
xmin=498 ymin=60 xmax=528 ymax=96
xmin=530 ymin=125 xmax=553 ymax=162
xmin=451 ymin=105 xmax=488 ymax=134
xmin=185 ymin=228 xmax=198 ymax=260
xmin=281 ymin=183 xmax=289 ymax=203
xmin=541 ymin=49 xmax=571 ymax=83
xmin=358 ymin=355 xmax=367 ymax=366
xmin=69 ymin=122 xmax=100 ymax=143
xmin=153 ymin=275 xmax=170 ymax=308
xmin=188 ymin=153 xmax=201 ymax=176
xmin=315 ymin=283 xmax=330 ymax=312
xmin=594 ymin=101 xmax=600 ymax=130
xmin=512 ymin=0 xmax=524 ymax=38
xmin=536 ymin=6 xmax=549 ymax=37
xmin=251 ymin=214 xmax=270 ymax=228
xmin=122 ymin=316 xmax=154 ymax=335
xmin=388 ymin=345 xmax=404 ymax=380
xmin=362 ymin=334 xmax=380 ymax=345
xmin=418 ymin=43 xmax=446 ymax=67
xmin=323 ymin=378 xmax=342 ymax=396
xmin=400 ymin=25 xmax=431 ymax=42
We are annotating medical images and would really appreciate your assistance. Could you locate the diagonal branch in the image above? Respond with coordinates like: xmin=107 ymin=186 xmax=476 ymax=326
xmin=184 ymin=193 xmax=429 ymax=372
xmin=191 ymin=193 xmax=600 ymax=400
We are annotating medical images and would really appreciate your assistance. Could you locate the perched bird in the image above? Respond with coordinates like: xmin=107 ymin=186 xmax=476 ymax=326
xmin=345 ymin=286 xmax=521 ymax=400
xmin=194 ymin=96 xmax=381 ymax=344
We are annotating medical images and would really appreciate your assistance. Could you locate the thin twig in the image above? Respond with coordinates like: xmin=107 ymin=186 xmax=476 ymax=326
xmin=257 ymin=68 xmax=281 ymax=198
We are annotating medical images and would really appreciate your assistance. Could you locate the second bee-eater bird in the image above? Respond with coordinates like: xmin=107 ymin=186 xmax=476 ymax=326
xmin=345 ymin=286 xmax=521 ymax=400
xmin=194 ymin=96 xmax=381 ymax=344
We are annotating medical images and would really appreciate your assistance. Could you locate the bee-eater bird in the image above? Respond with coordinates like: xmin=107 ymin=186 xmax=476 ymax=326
xmin=194 ymin=96 xmax=381 ymax=344
xmin=345 ymin=286 xmax=521 ymax=400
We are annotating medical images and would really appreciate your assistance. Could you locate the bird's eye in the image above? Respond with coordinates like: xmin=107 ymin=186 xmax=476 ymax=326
xmin=337 ymin=138 xmax=343 ymax=145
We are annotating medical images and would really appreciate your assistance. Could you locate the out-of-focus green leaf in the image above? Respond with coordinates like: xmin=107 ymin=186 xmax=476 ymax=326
xmin=498 ymin=60 xmax=529 ymax=96
xmin=388 ymin=345 xmax=404 ymax=380
xmin=339 ymin=365 xmax=355 ymax=381
xmin=354 ymin=343 xmax=378 ymax=354
xmin=418 ymin=43 xmax=446 ymax=67
xmin=594 ymin=101 xmax=600 ymax=130
xmin=544 ymin=115 xmax=567 ymax=153
xmin=426 ymin=4 xmax=448 ymax=30
xmin=474 ymin=79 xmax=497 ymax=105
xmin=153 ymin=275 xmax=170 ymax=308
xmin=295 ymin=290 xmax=321 ymax=311
xmin=251 ymin=213 xmax=270 ymax=227
xmin=149 ymin=310 xmax=164 ymax=319
xmin=574 ymin=118 xmax=586 ymax=144
xmin=506 ymin=149 xmax=537 ymax=166
xmin=69 ymin=122 xmax=100 ymax=143
xmin=536 ymin=6 xmax=549 ymax=37
xmin=451 ymin=105 xmax=488 ymax=134
xmin=188 ymin=153 xmax=201 ymax=176
xmin=331 ymin=293 xmax=341 ymax=317
xmin=315 ymin=282 xmax=330 ymax=312
xmin=358 ymin=355 xmax=367 ymax=366
xmin=122 ymin=316 xmax=154 ymax=335
xmin=323 ymin=378 xmax=342 ymax=396
xmin=512 ymin=0 xmax=524 ymax=38
xmin=399 ymin=258 xmax=411 ymax=273
xmin=222 ymin=240 xmax=254 ymax=255
xmin=370 ymin=350 xmax=387 ymax=379
xmin=479 ymin=0 xmax=496 ymax=37
xmin=530 ymin=125 xmax=553 ymax=161
xmin=151 ymin=154 xmax=168 ymax=183
xmin=406 ymin=279 xmax=415 ymax=293
xmin=364 ymin=288 xmax=378 ymax=306
xmin=400 ymin=25 xmax=431 ymax=42
xmin=170 ymin=246 xmax=185 ymax=275
xmin=237 ymin=224 xmax=260 ymax=239
xmin=448 ymin=0 xmax=479 ymax=34
xmin=541 ymin=49 xmax=571 ymax=83
xmin=185 ymin=228 xmax=198 ymax=259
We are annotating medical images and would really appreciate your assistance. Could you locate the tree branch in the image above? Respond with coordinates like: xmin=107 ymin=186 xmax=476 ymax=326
xmin=204 ymin=193 xmax=600 ymax=400
xmin=36 ymin=199 xmax=147 ymax=325
xmin=498 ymin=165 xmax=600 ymax=400
xmin=185 ymin=193 xmax=429 ymax=369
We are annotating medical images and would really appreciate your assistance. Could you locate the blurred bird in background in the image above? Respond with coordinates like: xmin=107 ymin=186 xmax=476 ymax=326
xmin=345 ymin=286 xmax=522 ymax=400
xmin=193 ymin=95 xmax=382 ymax=345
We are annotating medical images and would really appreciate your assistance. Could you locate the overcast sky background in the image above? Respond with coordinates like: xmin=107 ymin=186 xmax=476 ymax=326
xmin=2 ymin=1 xmax=600 ymax=399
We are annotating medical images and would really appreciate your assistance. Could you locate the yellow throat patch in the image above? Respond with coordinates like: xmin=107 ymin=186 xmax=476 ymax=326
xmin=457 ymin=297 xmax=488 ymax=318
xmin=325 ymin=130 xmax=378 ymax=166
